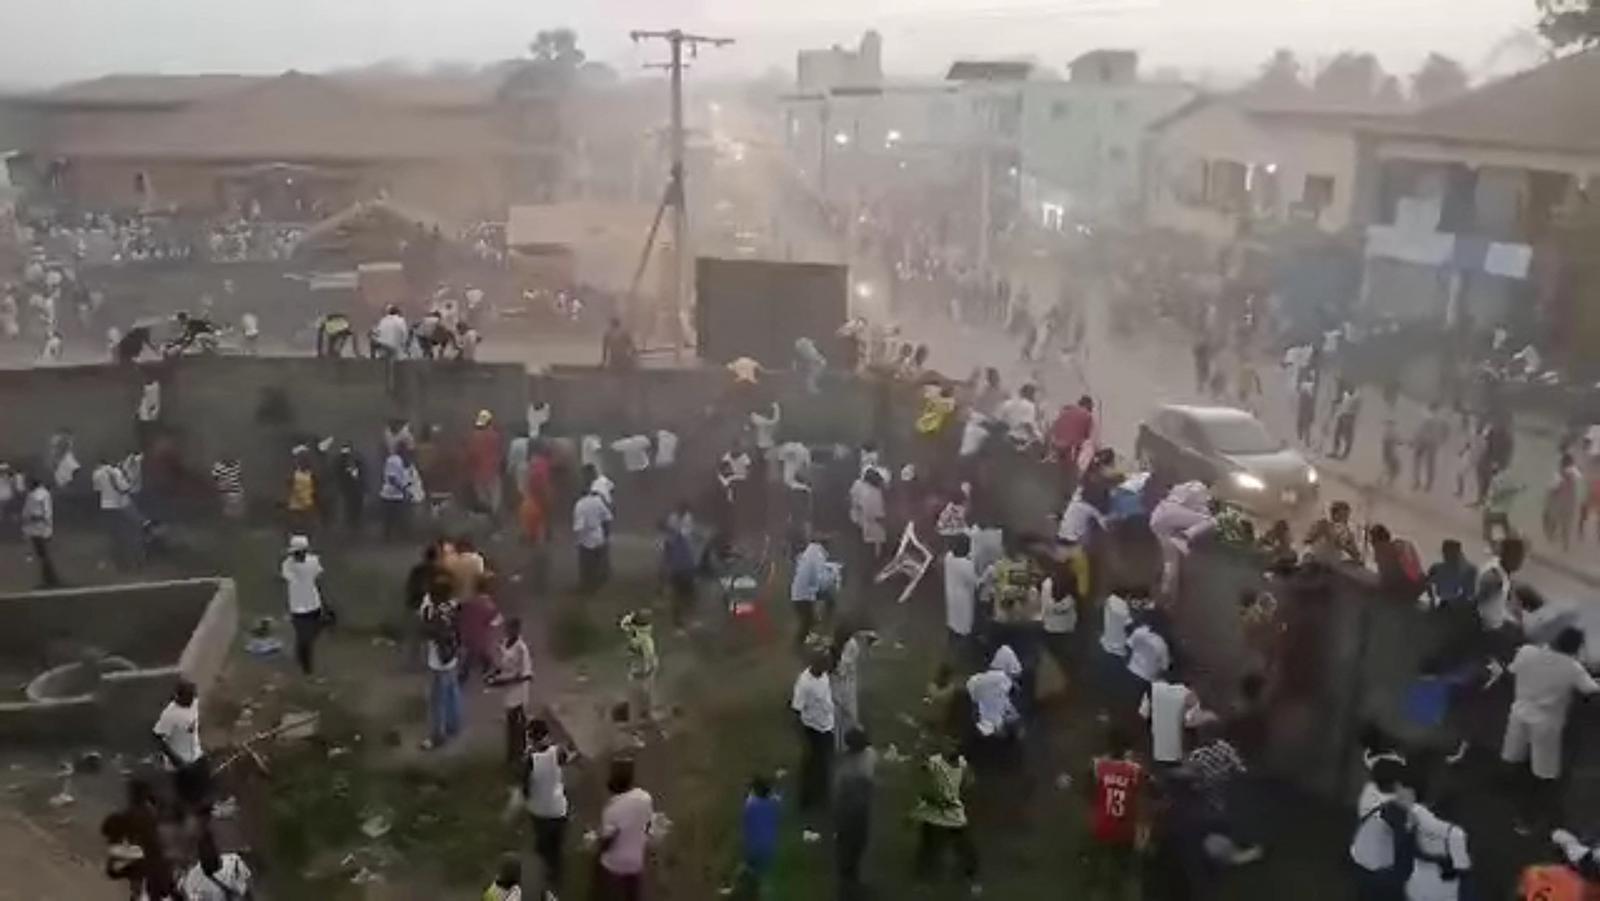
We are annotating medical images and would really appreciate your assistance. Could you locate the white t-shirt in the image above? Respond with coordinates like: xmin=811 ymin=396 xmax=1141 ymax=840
xmin=611 ymin=435 xmax=653 ymax=473
xmin=281 ymin=554 xmax=324 ymax=615
xmin=1349 ymin=782 xmax=1396 ymax=871
xmin=600 ymin=788 xmax=654 ymax=875
xmin=374 ymin=313 xmax=409 ymax=352
xmin=750 ymin=408 xmax=781 ymax=450
xmin=573 ymin=494 xmax=613 ymax=549
xmin=1039 ymin=578 xmax=1077 ymax=633
xmin=92 ymin=464 xmax=131 ymax=510
xmin=654 ymin=430 xmax=678 ymax=468
xmin=1100 ymin=594 xmax=1132 ymax=656
xmin=526 ymin=744 xmax=569 ymax=818
xmin=581 ymin=435 xmax=604 ymax=470
xmin=527 ymin=402 xmax=552 ymax=439
xmin=791 ymin=669 xmax=835 ymax=733
xmin=1407 ymin=805 xmax=1470 ymax=901
xmin=240 ymin=312 xmax=259 ymax=338
xmin=942 ymin=553 xmax=979 ymax=636
xmin=959 ymin=416 xmax=989 ymax=457
xmin=722 ymin=451 xmax=752 ymax=482
xmin=1126 ymin=625 xmax=1170 ymax=682
xmin=498 ymin=638 xmax=532 ymax=710
xmin=179 ymin=854 xmax=252 ymax=901
xmin=1140 ymin=680 xmax=1191 ymax=763
xmin=153 ymin=701 xmax=202 ymax=768
xmin=776 ymin=441 xmax=812 ymax=488
xmin=1057 ymin=497 xmax=1104 ymax=543
xmin=1508 ymin=644 xmax=1599 ymax=725
xmin=997 ymin=396 xmax=1039 ymax=442
xmin=967 ymin=669 xmax=1014 ymax=736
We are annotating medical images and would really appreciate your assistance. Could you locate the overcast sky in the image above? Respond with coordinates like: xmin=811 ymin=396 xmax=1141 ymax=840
xmin=0 ymin=0 xmax=1541 ymax=87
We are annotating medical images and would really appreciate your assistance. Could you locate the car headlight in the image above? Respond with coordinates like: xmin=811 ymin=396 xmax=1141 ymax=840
xmin=1306 ymin=467 xmax=1319 ymax=485
xmin=1232 ymin=472 xmax=1266 ymax=492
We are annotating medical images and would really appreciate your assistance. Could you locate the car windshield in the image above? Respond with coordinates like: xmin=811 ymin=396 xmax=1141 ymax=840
xmin=1198 ymin=416 xmax=1282 ymax=455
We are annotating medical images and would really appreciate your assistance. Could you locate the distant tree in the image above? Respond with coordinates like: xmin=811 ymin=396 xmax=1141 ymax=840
xmin=1311 ymin=51 xmax=1390 ymax=104
xmin=1376 ymin=75 xmax=1406 ymax=107
xmin=577 ymin=60 xmax=620 ymax=88
xmin=1537 ymin=0 xmax=1600 ymax=48
xmin=1410 ymin=53 xmax=1472 ymax=106
xmin=523 ymin=28 xmax=589 ymax=91
xmin=1251 ymin=48 xmax=1308 ymax=96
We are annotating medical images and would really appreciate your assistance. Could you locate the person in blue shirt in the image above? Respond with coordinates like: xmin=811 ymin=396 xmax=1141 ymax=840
xmin=740 ymin=774 xmax=783 ymax=896
xmin=789 ymin=536 xmax=837 ymax=647
xmin=1425 ymin=539 xmax=1478 ymax=612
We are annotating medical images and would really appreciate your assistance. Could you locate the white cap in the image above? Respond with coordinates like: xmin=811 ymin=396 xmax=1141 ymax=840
xmin=287 ymin=535 xmax=310 ymax=552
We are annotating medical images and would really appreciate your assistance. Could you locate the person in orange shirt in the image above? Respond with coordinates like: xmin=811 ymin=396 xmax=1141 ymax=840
xmin=466 ymin=410 xmax=505 ymax=519
xmin=519 ymin=444 xmax=555 ymax=589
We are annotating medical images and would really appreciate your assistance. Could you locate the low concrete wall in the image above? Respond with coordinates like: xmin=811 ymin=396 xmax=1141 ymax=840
xmin=0 ymin=357 xmax=530 ymax=502
xmin=0 ymin=578 xmax=234 ymax=747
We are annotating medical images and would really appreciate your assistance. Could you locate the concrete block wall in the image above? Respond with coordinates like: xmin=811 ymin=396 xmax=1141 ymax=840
xmin=0 ymin=578 xmax=233 ymax=747
xmin=0 ymin=357 xmax=531 ymax=502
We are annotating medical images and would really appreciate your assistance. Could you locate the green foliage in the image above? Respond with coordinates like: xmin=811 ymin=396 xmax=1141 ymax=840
xmin=1538 ymin=0 xmax=1600 ymax=48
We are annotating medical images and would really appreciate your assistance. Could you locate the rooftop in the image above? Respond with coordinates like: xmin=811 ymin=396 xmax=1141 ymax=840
xmin=1366 ymin=48 xmax=1600 ymax=154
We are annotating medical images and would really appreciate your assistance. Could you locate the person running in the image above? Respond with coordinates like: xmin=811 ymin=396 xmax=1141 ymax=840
xmin=522 ymin=718 xmax=572 ymax=899
xmin=152 ymin=678 xmax=208 ymax=816
xmin=911 ymin=742 xmax=980 ymax=894
xmin=280 ymin=534 xmax=327 ymax=675
xmin=1086 ymin=729 xmax=1145 ymax=900
xmin=1412 ymin=404 xmax=1450 ymax=492
xmin=1501 ymin=627 xmax=1598 ymax=827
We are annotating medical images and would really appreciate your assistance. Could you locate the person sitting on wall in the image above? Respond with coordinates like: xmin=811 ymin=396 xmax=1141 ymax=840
xmin=316 ymin=311 xmax=356 ymax=358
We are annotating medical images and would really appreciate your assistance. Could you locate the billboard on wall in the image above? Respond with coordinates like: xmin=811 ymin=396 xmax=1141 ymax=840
xmin=694 ymin=257 xmax=848 ymax=367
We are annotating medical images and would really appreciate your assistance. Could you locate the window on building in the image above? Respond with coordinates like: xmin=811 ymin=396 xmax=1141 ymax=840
xmin=1208 ymin=160 xmax=1249 ymax=210
xmin=1302 ymin=174 xmax=1335 ymax=211
xmin=1051 ymin=100 xmax=1071 ymax=121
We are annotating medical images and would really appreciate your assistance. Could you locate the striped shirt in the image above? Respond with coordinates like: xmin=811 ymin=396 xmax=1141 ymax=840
xmin=211 ymin=460 xmax=243 ymax=497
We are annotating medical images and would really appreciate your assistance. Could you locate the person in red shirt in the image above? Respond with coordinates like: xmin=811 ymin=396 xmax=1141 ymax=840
xmin=466 ymin=410 xmax=505 ymax=518
xmin=518 ymin=445 xmax=554 ymax=590
xmin=1086 ymin=728 xmax=1144 ymax=897
xmin=1051 ymin=395 xmax=1096 ymax=477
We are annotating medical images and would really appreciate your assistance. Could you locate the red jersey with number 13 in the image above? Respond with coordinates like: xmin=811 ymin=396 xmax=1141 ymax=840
xmin=1092 ymin=757 xmax=1143 ymax=845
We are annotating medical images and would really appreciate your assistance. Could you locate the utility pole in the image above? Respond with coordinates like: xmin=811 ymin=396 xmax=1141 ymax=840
xmin=629 ymin=28 xmax=733 ymax=356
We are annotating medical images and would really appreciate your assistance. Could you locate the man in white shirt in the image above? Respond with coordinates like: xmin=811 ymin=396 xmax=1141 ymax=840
xmin=943 ymin=534 xmax=980 ymax=661
xmin=1474 ymin=538 xmax=1525 ymax=633
xmin=92 ymin=455 xmax=141 ymax=570
xmin=790 ymin=537 xmax=837 ymax=646
xmin=371 ymin=305 xmax=410 ymax=359
xmin=997 ymin=383 xmax=1042 ymax=447
xmin=1126 ymin=621 xmax=1170 ymax=685
xmin=490 ymin=617 xmax=534 ymax=767
xmin=598 ymin=759 xmax=654 ymax=897
xmin=1501 ymin=628 xmax=1598 ymax=783
xmin=573 ymin=485 xmax=613 ymax=595
xmin=611 ymin=434 xmax=653 ymax=475
xmin=20 ymin=476 xmax=60 ymax=588
xmin=792 ymin=653 xmax=836 ymax=811
xmin=654 ymin=429 xmax=679 ymax=469
xmin=1349 ymin=758 xmax=1409 ymax=899
xmin=1057 ymin=492 xmax=1105 ymax=545
xmin=524 ymin=718 xmax=573 ymax=895
xmin=967 ymin=653 xmax=1018 ymax=739
xmin=153 ymin=678 xmax=208 ymax=812
xmin=1139 ymin=671 xmax=1203 ymax=765
xmin=281 ymin=535 xmax=326 ymax=675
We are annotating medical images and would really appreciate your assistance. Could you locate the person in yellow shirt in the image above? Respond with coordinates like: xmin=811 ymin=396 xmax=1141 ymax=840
xmin=285 ymin=447 xmax=318 ymax=535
